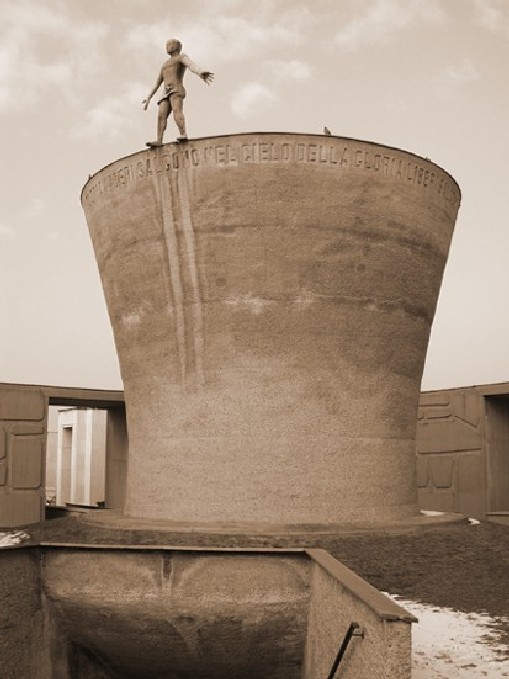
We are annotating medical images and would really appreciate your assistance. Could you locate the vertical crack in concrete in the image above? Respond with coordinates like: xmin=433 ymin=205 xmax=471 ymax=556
xmin=177 ymin=163 xmax=205 ymax=388
xmin=155 ymin=153 xmax=187 ymax=388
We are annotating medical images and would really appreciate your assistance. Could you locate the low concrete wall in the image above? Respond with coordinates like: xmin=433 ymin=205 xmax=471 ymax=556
xmin=42 ymin=546 xmax=311 ymax=679
xmin=1 ymin=543 xmax=414 ymax=678
xmin=0 ymin=546 xmax=49 ymax=679
xmin=304 ymin=549 xmax=415 ymax=679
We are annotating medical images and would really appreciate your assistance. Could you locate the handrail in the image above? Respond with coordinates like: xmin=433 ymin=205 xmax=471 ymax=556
xmin=325 ymin=622 xmax=364 ymax=679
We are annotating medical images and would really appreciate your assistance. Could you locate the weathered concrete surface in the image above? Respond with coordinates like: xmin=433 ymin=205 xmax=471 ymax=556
xmin=417 ymin=382 xmax=509 ymax=520
xmin=82 ymin=133 xmax=460 ymax=526
xmin=41 ymin=545 xmax=414 ymax=679
xmin=305 ymin=550 xmax=414 ymax=679
xmin=42 ymin=548 xmax=311 ymax=678
xmin=0 ymin=384 xmax=47 ymax=527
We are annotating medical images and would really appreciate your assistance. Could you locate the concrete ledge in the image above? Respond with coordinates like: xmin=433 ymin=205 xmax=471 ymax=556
xmin=77 ymin=508 xmax=467 ymax=536
xmin=486 ymin=511 xmax=509 ymax=526
xmin=39 ymin=542 xmax=416 ymax=625
xmin=308 ymin=548 xmax=417 ymax=623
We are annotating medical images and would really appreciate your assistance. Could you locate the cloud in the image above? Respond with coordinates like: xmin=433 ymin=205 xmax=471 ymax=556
xmin=231 ymin=82 xmax=279 ymax=119
xmin=72 ymin=82 xmax=146 ymax=139
xmin=0 ymin=224 xmax=16 ymax=239
xmin=23 ymin=198 xmax=46 ymax=220
xmin=334 ymin=0 xmax=447 ymax=50
xmin=471 ymin=0 xmax=509 ymax=34
xmin=267 ymin=59 xmax=311 ymax=81
xmin=0 ymin=0 xmax=109 ymax=111
xmin=436 ymin=59 xmax=479 ymax=88
xmin=125 ymin=5 xmax=316 ymax=65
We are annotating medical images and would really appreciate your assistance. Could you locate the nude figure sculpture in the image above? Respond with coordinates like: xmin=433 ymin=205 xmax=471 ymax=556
xmin=143 ymin=39 xmax=214 ymax=146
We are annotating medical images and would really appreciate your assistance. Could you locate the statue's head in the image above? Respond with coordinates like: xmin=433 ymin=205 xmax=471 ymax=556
xmin=166 ymin=39 xmax=182 ymax=55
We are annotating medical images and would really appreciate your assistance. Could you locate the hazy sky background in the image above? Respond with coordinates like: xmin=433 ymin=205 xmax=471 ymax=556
xmin=0 ymin=0 xmax=508 ymax=391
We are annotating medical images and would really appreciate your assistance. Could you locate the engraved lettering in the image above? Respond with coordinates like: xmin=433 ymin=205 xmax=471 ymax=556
xmin=226 ymin=144 xmax=237 ymax=163
xmin=241 ymin=143 xmax=253 ymax=162
xmin=82 ymin=140 xmax=458 ymax=212
xmin=216 ymin=145 xmax=226 ymax=164
xmin=259 ymin=142 xmax=270 ymax=161
xmin=307 ymin=144 xmax=318 ymax=162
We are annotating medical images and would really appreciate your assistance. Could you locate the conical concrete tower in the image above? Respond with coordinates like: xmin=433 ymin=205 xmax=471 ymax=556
xmin=82 ymin=133 xmax=460 ymax=529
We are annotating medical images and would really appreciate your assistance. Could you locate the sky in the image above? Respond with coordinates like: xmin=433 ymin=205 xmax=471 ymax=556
xmin=0 ymin=0 xmax=508 ymax=392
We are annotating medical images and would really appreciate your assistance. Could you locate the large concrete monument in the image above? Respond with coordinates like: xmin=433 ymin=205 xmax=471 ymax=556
xmin=82 ymin=132 xmax=460 ymax=528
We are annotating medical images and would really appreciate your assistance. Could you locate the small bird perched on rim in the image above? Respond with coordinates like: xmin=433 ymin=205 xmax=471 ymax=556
xmin=323 ymin=126 xmax=331 ymax=136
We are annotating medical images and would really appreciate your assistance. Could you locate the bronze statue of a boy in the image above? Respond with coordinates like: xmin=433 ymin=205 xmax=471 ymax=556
xmin=143 ymin=39 xmax=214 ymax=146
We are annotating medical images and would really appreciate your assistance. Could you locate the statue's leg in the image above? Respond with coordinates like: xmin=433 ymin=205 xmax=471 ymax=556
xmin=171 ymin=95 xmax=187 ymax=138
xmin=157 ymin=99 xmax=171 ymax=143
xmin=147 ymin=99 xmax=171 ymax=147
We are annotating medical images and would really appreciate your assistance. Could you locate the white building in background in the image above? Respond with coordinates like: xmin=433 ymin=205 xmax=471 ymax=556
xmin=46 ymin=407 xmax=107 ymax=507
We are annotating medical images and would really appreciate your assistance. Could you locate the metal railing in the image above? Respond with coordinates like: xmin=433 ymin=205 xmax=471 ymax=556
xmin=326 ymin=622 xmax=364 ymax=679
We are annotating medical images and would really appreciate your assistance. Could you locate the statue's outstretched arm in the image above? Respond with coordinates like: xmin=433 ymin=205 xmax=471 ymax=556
xmin=181 ymin=55 xmax=214 ymax=85
xmin=143 ymin=70 xmax=164 ymax=110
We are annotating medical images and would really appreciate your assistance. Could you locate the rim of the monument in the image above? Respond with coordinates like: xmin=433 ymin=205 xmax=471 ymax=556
xmin=71 ymin=509 xmax=468 ymax=537
xmin=80 ymin=131 xmax=461 ymax=200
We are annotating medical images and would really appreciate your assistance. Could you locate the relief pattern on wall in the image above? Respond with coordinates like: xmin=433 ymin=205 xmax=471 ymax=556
xmin=416 ymin=389 xmax=484 ymax=516
xmin=0 ymin=387 xmax=46 ymax=527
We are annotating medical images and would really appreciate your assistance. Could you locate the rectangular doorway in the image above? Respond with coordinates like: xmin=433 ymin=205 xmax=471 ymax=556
xmin=485 ymin=395 xmax=509 ymax=512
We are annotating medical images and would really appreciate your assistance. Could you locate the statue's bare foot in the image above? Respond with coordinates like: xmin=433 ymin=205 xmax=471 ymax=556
xmin=146 ymin=141 xmax=163 ymax=147
xmin=177 ymin=135 xmax=188 ymax=142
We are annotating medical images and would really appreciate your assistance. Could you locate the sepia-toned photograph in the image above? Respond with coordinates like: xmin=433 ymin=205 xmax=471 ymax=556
xmin=1 ymin=1 xmax=508 ymax=677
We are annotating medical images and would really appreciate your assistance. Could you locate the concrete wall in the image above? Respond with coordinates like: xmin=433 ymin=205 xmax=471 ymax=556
xmin=416 ymin=387 xmax=485 ymax=517
xmin=304 ymin=550 xmax=414 ymax=679
xmin=1 ymin=544 xmax=414 ymax=678
xmin=0 ymin=385 xmax=47 ymax=527
xmin=40 ymin=546 xmax=414 ymax=679
xmin=416 ymin=384 xmax=509 ymax=519
xmin=42 ymin=547 xmax=311 ymax=679
xmin=0 ymin=546 xmax=50 ymax=679
xmin=82 ymin=133 xmax=460 ymax=526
